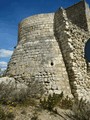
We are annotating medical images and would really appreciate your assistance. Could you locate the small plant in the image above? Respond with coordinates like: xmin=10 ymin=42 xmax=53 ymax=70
xmin=59 ymin=96 xmax=73 ymax=109
xmin=0 ymin=68 xmax=3 ymax=77
xmin=0 ymin=79 xmax=43 ymax=107
xmin=6 ymin=111 xmax=15 ymax=120
xmin=0 ymin=106 xmax=6 ymax=120
xmin=40 ymin=92 xmax=63 ymax=111
xmin=67 ymin=98 xmax=90 ymax=120
xmin=0 ymin=106 xmax=15 ymax=120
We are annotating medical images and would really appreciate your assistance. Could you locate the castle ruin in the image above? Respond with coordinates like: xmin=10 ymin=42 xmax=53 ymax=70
xmin=6 ymin=0 xmax=90 ymax=100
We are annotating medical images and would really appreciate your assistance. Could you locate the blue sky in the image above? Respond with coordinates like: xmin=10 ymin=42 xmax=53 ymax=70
xmin=0 ymin=0 xmax=90 ymax=70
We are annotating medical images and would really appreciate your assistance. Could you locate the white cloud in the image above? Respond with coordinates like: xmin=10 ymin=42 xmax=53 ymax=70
xmin=0 ymin=61 xmax=7 ymax=71
xmin=0 ymin=49 xmax=13 ymax=58
xmin=0 ymin=61 xmax=7 ymax=68
xmin=1 ymin=68 xmax=7 ymax=71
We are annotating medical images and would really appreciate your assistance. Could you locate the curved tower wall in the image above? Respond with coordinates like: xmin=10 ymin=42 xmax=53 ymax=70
xmin=6 ymin=13 xmax=71 ymax=96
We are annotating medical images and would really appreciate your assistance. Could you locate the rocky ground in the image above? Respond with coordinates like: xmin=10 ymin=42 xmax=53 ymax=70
xmin=2 ymin=105 xmax=72 ymax=120
xmin=0 ymin=77 xmax=90 ymax=120
xmin=0 ymin=76 xmax=73 ymax=120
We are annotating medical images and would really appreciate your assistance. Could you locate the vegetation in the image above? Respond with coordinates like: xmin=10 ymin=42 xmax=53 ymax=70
xmin=0 ymin=68 xmax=6 ymax=77
xmin=0 ymin=106 xmax=15 ymax=120
xmin=31 ymin=112 xmax=39 ymax=120
xmin=40 ymin=93 xmax=90 ymax=120
xmin=0 ymin=68 xmax=2 ymax=77
xmin=67 ymin=98 xmax=90 ymax=120
xmin=59 ymin=95 xmax=73 ymax=109
xmin=40 ymin=92 xmax=73 ymax=111
xmin=0 ymin=82 xmax=37 ymax=107
xmin=0 ymin=75 xmax=90 ymax=120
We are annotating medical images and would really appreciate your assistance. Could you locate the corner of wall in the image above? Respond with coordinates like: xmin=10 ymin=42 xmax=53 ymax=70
xmin=54 ymin=5 xmax=90 ymax=101
xmin=65 ymin=0 xmax=89 ymax=31
xmin=54 ymin=8 xmax=75 ymax=97
xmin=84 ymin=1 xmax=90 ymax=32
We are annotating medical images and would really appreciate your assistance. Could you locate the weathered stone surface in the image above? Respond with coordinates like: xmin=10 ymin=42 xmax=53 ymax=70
xmin=6 ymin=13 xmax=71 ymax=97
xmin=5 ymin=0 xmax=90 ymax=101
xmin=54 ymin=1 xmax=90 ymax=101
xmin=0 ymin=77 xmax=27 ymax=90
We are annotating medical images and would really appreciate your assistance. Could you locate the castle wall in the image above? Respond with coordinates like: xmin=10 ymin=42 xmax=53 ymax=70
xmin=6 ymin=14 xmax=71 ymax=97
xmin=85 ymin=1 xmax=90 ymax=32
xmin=66 ymin=1 xmax=88 ymax=31
xmin=6 ymin=0 xmax=90 ymax=100
xmin=54 ymin=6 xmax=90 ymax=100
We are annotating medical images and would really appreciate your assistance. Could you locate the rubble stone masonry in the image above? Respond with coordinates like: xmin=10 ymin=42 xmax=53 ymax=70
xmin=6 ymin=1 xmax=90 ymax=100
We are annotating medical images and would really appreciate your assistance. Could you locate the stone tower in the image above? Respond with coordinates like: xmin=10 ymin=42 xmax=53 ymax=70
xmin=6 ymin=0 xmax=90 ymax=100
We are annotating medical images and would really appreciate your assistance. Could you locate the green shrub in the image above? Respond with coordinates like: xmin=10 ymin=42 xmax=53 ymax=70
xmin=40 ymin=92 xmax=63 ymax=111
xmin=0 ymin=106 xmax=6 ymax=120
xmin=6 ymin=111 xmax=15 ymax=120
xmin=0 ymin=79 xmax=43 ymax=106
xmin=0 ymin=106 xmax=15 ymax=120
xmin=59 ymin=96 xmax=73 ymax=109
xmin=40 ymin=92 xmax=74 ymax=111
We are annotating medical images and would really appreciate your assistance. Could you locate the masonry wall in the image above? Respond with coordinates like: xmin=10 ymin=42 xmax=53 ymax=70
xmin=6 ymin=13 xmax=71 ymax=97
xmin=85 ymin=1 xmax=90 ymax=32
xmin=54 ymin=3 xmax=90 ymax=100
xmin=6 ymin=1 xmax=90 ymax=100
xmin=66 ymin=1 xmax=88 ymax=31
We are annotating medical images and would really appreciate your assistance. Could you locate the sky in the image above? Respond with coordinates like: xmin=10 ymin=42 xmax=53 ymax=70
xmin=0 ymin=0 xmax=90 ymax=71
